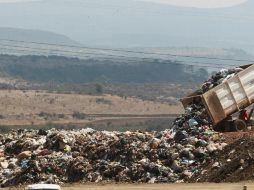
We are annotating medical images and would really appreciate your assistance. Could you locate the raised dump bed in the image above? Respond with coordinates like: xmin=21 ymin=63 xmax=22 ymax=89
xmin=181 ymin=64 xmax=254 ymax=131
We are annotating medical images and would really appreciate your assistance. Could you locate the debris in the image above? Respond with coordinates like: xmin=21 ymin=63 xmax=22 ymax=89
xmin=212 ymin=162 xmax=220 ymax=169
xmin=0 ymin=122 xmax=224 ymax=187
xmin=18 ymin=151 xmax=32 ymax=160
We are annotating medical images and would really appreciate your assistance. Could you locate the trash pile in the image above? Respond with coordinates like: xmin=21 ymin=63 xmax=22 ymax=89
xmin=2 ymin=66 xmax=248 ymax=187
xmin=0 ymin=118 xmax=226 ymax=187
xmin=201 ymin=67 xmax=243 ymax=93
xmin=190 ymin=135 xmax=254 ymax=183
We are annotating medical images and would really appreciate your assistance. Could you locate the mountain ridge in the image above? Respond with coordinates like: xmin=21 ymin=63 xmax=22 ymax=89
xmin=0 ymin=27 xmax=79 ymax=45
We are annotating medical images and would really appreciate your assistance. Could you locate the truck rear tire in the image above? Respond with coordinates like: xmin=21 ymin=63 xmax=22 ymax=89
xmin=214 ymin=120 xmax=233 ymax=132
xmin=233 ymin=119 xmax=247 ymax=131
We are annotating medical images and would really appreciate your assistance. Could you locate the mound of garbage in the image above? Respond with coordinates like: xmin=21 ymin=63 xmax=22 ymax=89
xmin=0 ymin=123 xmax=225 ymax=187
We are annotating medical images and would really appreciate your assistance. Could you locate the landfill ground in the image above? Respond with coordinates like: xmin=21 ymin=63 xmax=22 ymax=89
xmin=3 ymin=183 xmax=254 ymax=190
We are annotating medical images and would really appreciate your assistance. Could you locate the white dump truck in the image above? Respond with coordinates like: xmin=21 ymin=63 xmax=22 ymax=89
xmin=25 ymin=184 xmax=61 ymax=190
xmin=181 ymin=64 xmax=254 ymax=131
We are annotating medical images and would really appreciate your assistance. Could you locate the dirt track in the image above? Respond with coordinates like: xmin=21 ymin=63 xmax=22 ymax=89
xmin=62 ymin=184 xmax=253 ymax=190
xmin=6 ymin=183 xmax=254 ymax=190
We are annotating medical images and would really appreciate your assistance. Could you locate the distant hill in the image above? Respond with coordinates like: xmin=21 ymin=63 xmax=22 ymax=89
xmin=133 ymin=47 xmax=254 ymax=68
xmin=0 ymin=27 xmax=79 ymax=45
xmin=0 ymin=54 xmax=208 ymax=84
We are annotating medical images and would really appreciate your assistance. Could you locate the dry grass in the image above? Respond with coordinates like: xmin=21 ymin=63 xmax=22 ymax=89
xmin=0 ymin=90 xmax=183 ymax=126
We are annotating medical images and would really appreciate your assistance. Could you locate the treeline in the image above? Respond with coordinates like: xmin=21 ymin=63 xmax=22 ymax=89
xmin=0 ymin=54 xmax=208 ymax=83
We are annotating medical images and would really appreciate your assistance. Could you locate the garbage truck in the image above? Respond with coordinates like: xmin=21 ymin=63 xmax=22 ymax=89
xmin=180 ymin=64 xmax=254 ymax=131
xmin=25 ymin=184 xmax=61 ymax=190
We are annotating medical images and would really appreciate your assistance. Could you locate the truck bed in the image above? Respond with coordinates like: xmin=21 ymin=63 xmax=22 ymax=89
xmin=181 ymin=64 xmax=254 ymax=125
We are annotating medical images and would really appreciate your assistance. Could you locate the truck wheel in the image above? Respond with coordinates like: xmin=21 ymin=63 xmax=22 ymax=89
xmin=233 ymin=119 xmax=247 ymax=131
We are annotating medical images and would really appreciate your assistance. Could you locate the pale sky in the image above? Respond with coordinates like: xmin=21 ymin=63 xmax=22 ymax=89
xmin=0 ymin=0 xmax=253 ymax=53
xmin=0 ymin=0 xmax=248 ymax=8
xmin=0 ymin=0 xmax=42 ymax=3
xmin=137 ymin=0 xmax=247 ymax=8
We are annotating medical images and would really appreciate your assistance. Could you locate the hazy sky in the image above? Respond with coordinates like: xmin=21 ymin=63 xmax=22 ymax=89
xmin=0 ymin=0 xmax=42 ymax=3
xmin=136 ymin=0 xmax=247 ymax=8
xmin=0 ymin=0 xmax=247 ymax=8
xmin=0 ymin=0 xmax=253 ymax=53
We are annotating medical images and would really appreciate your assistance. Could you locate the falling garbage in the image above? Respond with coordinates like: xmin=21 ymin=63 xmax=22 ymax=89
xmin=201 ymin=67 xmax=243 ymax=93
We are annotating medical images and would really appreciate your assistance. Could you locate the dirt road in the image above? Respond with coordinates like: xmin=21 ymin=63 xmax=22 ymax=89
xmin=8 ymin=183 xmax=253 ymax=190
xmin=62 ymin=183 xmax=253 ymax=190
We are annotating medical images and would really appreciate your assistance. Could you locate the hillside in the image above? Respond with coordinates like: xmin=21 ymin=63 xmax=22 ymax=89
xmin=0 ymin=54 xmax=208 ymax=84
xmin=0 ymin=27 xmax=79 ymax=45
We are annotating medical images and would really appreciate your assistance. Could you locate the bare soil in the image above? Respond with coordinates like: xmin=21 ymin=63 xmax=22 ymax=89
xmin=191 ymin=133 xmax=254 ymax=183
